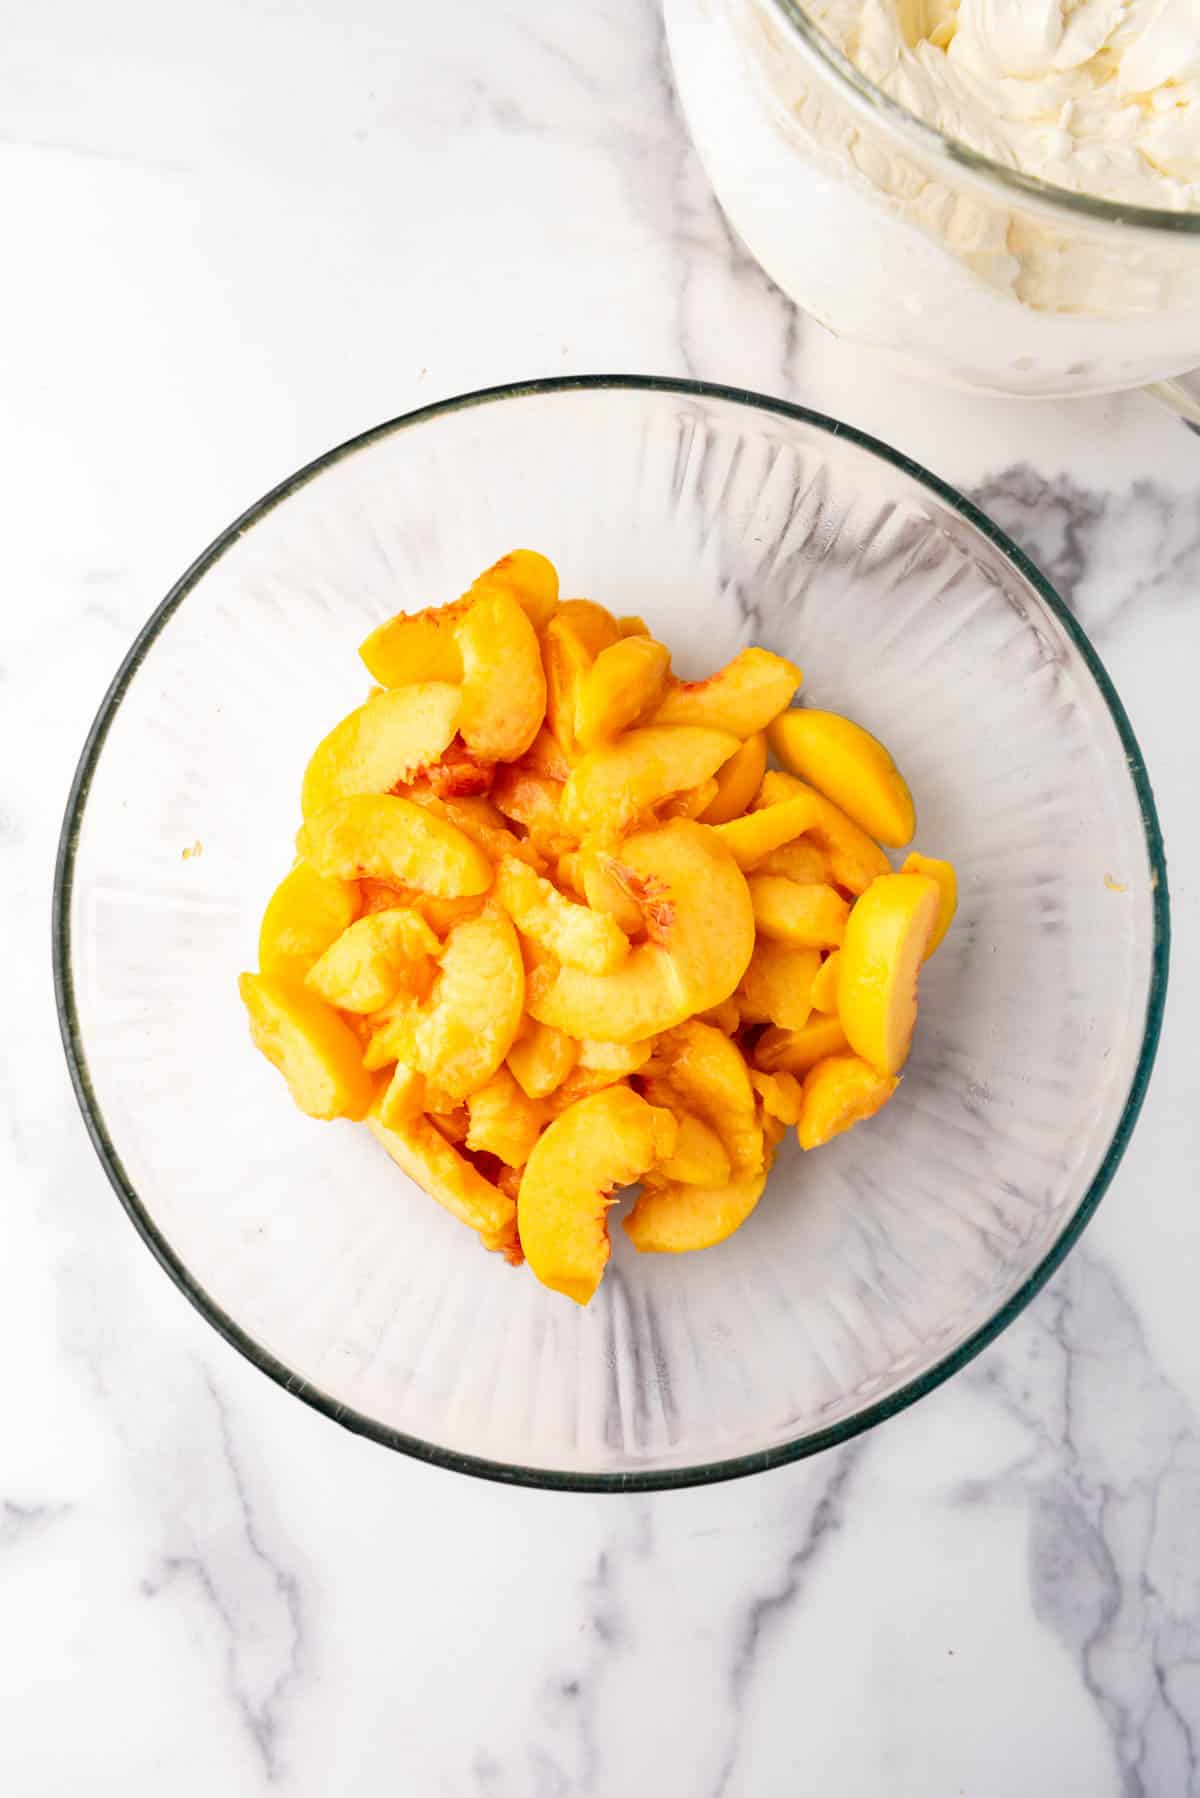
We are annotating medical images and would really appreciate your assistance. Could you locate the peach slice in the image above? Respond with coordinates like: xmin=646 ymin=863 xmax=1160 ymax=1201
xmin=473 ymin=548 xmax=560 ymax=630
xmin=624 ymin=1167 xmax=768 ymax=1254
xmin=560 ymin=727 xmax=739 ymax=838
xmin=642 ymin=1019 xmax=763 ymax=1176
xmin=358 ymin=601 xmax=468 ymax=687
xmin=576 ymin=1037 xmax=655 ymax=1077
xmin=361 ymin=988 xmax=421 ymax=1072
xmin=579 ymin=851 xmax=645 ymax=937
xmin=415 ymin=906 xmax=526 ymax=1099
xmin=737 ymin=941 xmax=820 ymax=1030
xmin=492 ymin=856 xmax=629 ymax=975
xmin=574 ymin=635 xmax=671 ymax=749
xmin=540 ymin=613 xmax=594 ymax=759
xmin=257 ymin=863 xmax=360 ymax=984
xmin=838 ymin=872 xmax=940 ymax=1075
xmin=238 ymin=972 xmax=374 ymax=1121
xmin=900 ymin=852 xmax=958 ymax=957
xmin=507 ymin=1018 xmax=579 ymax=1099
xmin=699 ymin=731 xmax=768 ymax=825
xmin=661 ymin=778 xmax=720 ymax=821
xmin=491 ymin=767 xmax=569 ymax=852
xmin=809 ymin=949 xmax=841 ymax=1014
xmin=748 ymin=876 xmax=849 ymax=948
xmin=526 ymin=821 xmax=754 ymax=1042
xmin=297 ymin=794 xmax=493 ymax=896
xmin=796 ymin=1054 xmax=898 ymax=1150
xmin=749 ymin=1069 xmax=803 ymax=1126
xmin=378 ymin=1062 xmax=425 ymax=1128
xmin=768 ymin=708 xmax=915 ymax=847
xmin=521 ymin=726 xmax=571 ymax=782
xmin=465 ymin=1066 xmax=545 ymax=1168
xmin=408 ymin=788 xmax=544 ymax=872
xmin=301 ymin=683 xmax=462 ymax=819
xmin=618 ymin=614 xmax=649 ymax=637
xmin=517 ymin=1086 xmax=676 ymax=1304
xmin=651 ymin=647 xmax=801 ymax=737
xmin=658 ymin=1113 xmax=731 ymax=1187
xmin=754 ymin=771 xmax=891 ymax=895
xmin=753 ymin=1014 xmax=850 ymax=1075
xmin=714 ymin=793 xmax=822 ymax=871
xmin=455 ymin=586 xmax=547 ymax=762
xmin=698 ymin=995 xmax=741 ymax=1035
xmin=304 ymin=907 xmax=441 ymax=1012
xmin=555 ymin=598 xmax=621 ymax=656
xmin=368 ymin=1107 xmax=518 ymax=1256
xmin=757 ymin=838 xmax=830 ymax=885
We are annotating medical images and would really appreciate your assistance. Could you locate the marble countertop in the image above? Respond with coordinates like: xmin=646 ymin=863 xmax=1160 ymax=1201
xmin=6 ymin=1 xmax=1199 ymax=1792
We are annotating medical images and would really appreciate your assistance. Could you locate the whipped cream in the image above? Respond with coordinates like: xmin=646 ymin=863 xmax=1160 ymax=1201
xmin=808 ymin=0 xmax=1200 ymax=209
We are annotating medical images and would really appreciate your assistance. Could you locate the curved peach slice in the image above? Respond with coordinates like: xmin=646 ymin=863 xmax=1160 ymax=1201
xmin=574 ymin=635 xmax=671 ymax=749
xmin=540 ymin=614 xmax=593 ymax=759
xmin=238 ymin=972 xmax=373 ymax=1120
xmin=758 ymin=839 xmax=830 ymax=885
xmin=368 ymin=1107 xmax=518 ymax=1256
xmin=699 ymin=731 xmax=768 ymax=825
xmin=297 ymin=795 xmax=493 ymax=896
xmin=466 ymin=1066 xmax=545 ymax=1168
xmin=748 ymin=876 xmax=849 ymax=948
xmin=642 ymin=1019 xmax=763 ymax=1176
xmin=737 ymin=941 xmax=819 ymax=1030
xmin=652 ymin=647 xmax=801 ymax=736
xmin=358 ymin=601 xmax=468 ymax=687
xmin=661 ymin=778 xmax=720 ymax=821
xmin=658 ymin=1113 xmax=731 ymax=1187
xmin=838 ymin=872 xmax=940 ymax=1074
xmin=618 ymin=614 xmax=649 ymax=637
xmin=257 ymin=863 xmax=360 ymax=984
xmin=378 ymin=1062 xmax=425 ymax=1128
xmin=301 ymin=683 xmax=462 ymax=819
xmin=556 ymin=598 xmax=621 ymax=656
xmin=749 ymin=1069 xmax=803 ymax=1126
xmin=561 ymin=727 xmax=738 ymax=838
xmin=493 ymin=857 xmax=629 ymax=975
xmin=577 ymin=1037 xmax=655 ymax=1077
xmin=507 ymin=1018 xmax=579 ymax=1099
xmin=416 ymin=906 xmax=525 ymax=1099
xmin=753 ymin=1014 xmax=850 ymax=1075
xmin=754 ymin=771 xmax=890 ymax=894
xmin=714 ymin=793 xmax=822 ymax=871
xmin=517 ymin=1086 xmax=676 ymax=1304
xmin=361 ymin=988 xmax=421 ymax=1071
xmin=305 ymin=907 xmax=440 ymax=1012
xmin=624 ymin=1167 xmax=767 ymax=1254
xmin=455 ymin=586 xmax=547 ymax=762
xmin=797 ymin=1054 xmax=898 ymax=1150
xmin=809 ymin=949 xmax=841 ymax=1014
xmin=901 ymin=852 xmax=958 ymax=957
xmin=473 ymin=548 xmax=560 ymax=630
xmin=579 ymin=851 xmax=645 ymax=937
xmin=768 ymin=708 xmax=915 ymax=847
xmin=526 ymin=822 xmax=754 ymax=1042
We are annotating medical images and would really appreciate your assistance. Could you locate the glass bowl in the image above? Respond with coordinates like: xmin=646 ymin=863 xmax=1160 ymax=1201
xmin=54 ymin=377 xmax=1168 ymax=1490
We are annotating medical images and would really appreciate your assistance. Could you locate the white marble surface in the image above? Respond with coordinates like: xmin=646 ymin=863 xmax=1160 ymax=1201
xmin=4 ymin=1 xmax=1199 ymax=1792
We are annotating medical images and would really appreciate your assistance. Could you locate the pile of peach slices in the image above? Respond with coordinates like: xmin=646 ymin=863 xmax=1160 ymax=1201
xmin=239 ymin=551 xmax=956 ymax=1306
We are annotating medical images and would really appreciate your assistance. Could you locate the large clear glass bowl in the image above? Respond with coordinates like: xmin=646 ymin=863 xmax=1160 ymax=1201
xmin=54 ymin=378 xmax=1168 ymax=1490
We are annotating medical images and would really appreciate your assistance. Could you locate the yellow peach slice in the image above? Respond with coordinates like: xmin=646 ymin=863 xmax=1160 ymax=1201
xmin=652 ymin=647 xmax=801 ymax=736
xmin=473 ymin=548 xmax=560 ymax=630
xmin=576 ymin=1037 xmax=655 ymax=1077
xmin=304 ymin=907 xmax=441 ymax=1012
xmin=809 ymin=949 xmax=841 ymax=1014
xmin=418 ymin=738 xmax=497 ymax=800
xmin=661 ymin=778 xmax=720 ymax=821
xmin=658 ymin=1113 xmax=731 ymax=1187
xmin=753 ymin=1014 xmax=850 ymax=1075
xmin=526 ymin=822 xmax=754 ymax=1042
xmin=300 ymin=683 xmax=462 ymax=819
xmin=749 ymin=1069 xmax=803 ymax=1126
xmin=561 ymin=727 xmax=739 ymax=839
xmin=698 ymin=995 xmax=741 ymax=1035
xmin=796 ymin=1054 xmax=898 ymax=1150
xmin=699 ymin=731 xmax=768 ymax=825
xmin=297 ymin=795 xmax=493 ymax=896
xmin=748 ymin=877 xmax=849 ymax=948
xmin=238 ymin=972 xmax=374 ymax=1121
xmin=517 ymin=1086 xmax=676 ymax=1304
xmin=507 ymin=1019 xmax=580 ymax=1099
xmin=465 ymin=1066 xmax=545 ymax=1168
xmin=358 ymin=601 xmax=468 ymax=687
xmin=368 ymin=1107 xmax=518 ymax=1256
xmin=555 ymin=598 xmax=621 ymax=656
xmin=737 ymin=941 xmax=820 ymax=1030
xmin=492 ymin=856 xmax=629 ymax=975
xmin=491 ymin=768 xmax=568 ymax=851
xmin=755 ymin=772 xmax=891 ymax=896
xmin=257 ymin=863 xmax=360 ymax=984
xmin=714 ymin=793 xmax=823 ymax=871
xmin=455 ymin=587 xmax=547 ymax=762
xmin=768 ymin=708 xmax=915 ymax=847
xmin=540 ymin=614 xmax=594 ymax=759
xmin=415 ymin=906 xmax=526 ymax=1099
xmin=757 ymin=838 xmax=830 ymax=885
xmin=574 ymin=635 xmax=671 ymax=749
xmin=642 ymin=1019 xmax=763 ymax=1176
xmin=838 ymin=872 xmax=940 ymax=1075
xmin=378 ymin=1062 xmax=425 ymax=1128
xmin=579 ymin=851 xmax=645 ymax=937
xmin=624 ymin=1167 xmax=768 ymax=1254
xmin=361 ymin=988 xmax=421 ymax=1072
xmin=407 ymin=788 xmax=544 ymax=873
xmin=901 ymin=852 xmax=958 ymax=957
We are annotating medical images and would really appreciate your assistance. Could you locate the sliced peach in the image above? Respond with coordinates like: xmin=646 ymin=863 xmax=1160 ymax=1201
xmin=492 ymin=856 xmax=629 ymax=975
xmin=257 ymin=863 xmax=360 ymax=984
xmin=737 ymin=941 xmax=819 ymax=1030
xmin=455 ymin=586 xmax=546 ymax=762
xmin=507 ymin=1019 xmax=579 ymax=1099
xmin=574 ymin=635 xmax=671 ymax=749
xmin=420 ymin=737 xmax=496 ymax=799
xmin=748 ymin=877 xmax=849 ymax=948
xmin=618 ymin=614 xmax=649 ymax=636
xmin=652 ymin=647 xmax=801 ymax=736
xmin=300 ymin=683 xmax=462 ymax=819
xmin=378 ymin=1062 xmax=425 ymax=1128
xmin=713 ymin=793 xmax=823 ymax=871
xmin=517 ymin=1086 xmax=676 ymax=1304
xmin=521 ymin=726 xmax=571 ymax=782
xmin=526 ymin=821 xmax=754 ymax=1042
xmin=661 ymin=778 xmax=720 ymax=821
xmin=576 ymin=1037 xmax=655 ymax=1077
xmin=238 ymin=972 xmax=373 ymax=1121
xmin=757 ymin=838 xmax=830 ymax=885
xmin=561 ymin=727 xmax=738 ymax=838
xmin=491 ymin=768 xmax=569 ymax=854
xmin=699 ymin=731 xmax=768 ymax=825
xmin=642 ymin=1019 xmax=762 ymax=1176
xmin=367 ymin=1107 xmax=517 ymax=1256
xmin=540 ymin=614 xmax=593 ymax=759
xmin=360 ymin=881 xmax=486 ymax=937
xmin=408 ymin=787 xmax=544 ymax=873
xmin=304 ymin=907 xmax=440 ymax=1012
xmin=361 ymin=988 xmax=421 ymax=1071
xmin=769 ymin=708 xmax=915 ymax=847
xmin=749 ymin=1069 xmax=803 ymax=1126
xmin=753 ymin=1014 xmax=850 ymax=1075
xmin=809 ymin=949 xmax=841 ymax=1014
xmin=698 ymin=995 xmax=741 ymax=1035
xmin=838 ymin=872 xmax=940 ymax=1075
xmin=624 ymin=1167 xmax=767 ymax=1254
xmin=358 ymin=601 xmax=467 ymax=687
xmin=658 ymin=1113 xmax=731 ymax=1187
xmin=297 ymin=794 xmax=493 ymax=896
xmin=465 ymin=1066 xmax=545 ymax=1168
xmin=901 ymin=852 xmax=958 ymax=957
xmin=579 ymin=851 xmax=645 ymax=937
xmin=555 ymin=598 xmax=621 ymax=656
xmin=473 ymin=548 xmax=560 ymax=630
xmin=797 ymin=1053 xmax=898 ymax=1150
xmin=754 ymin=772 xmax=890 ymax=896
xmin=415 ymin=906 xmax=526 ymax=1099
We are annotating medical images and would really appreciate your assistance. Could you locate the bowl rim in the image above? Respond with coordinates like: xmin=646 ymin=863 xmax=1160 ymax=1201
xmin=52 ymin=373 xmax=1171 ymax=1493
